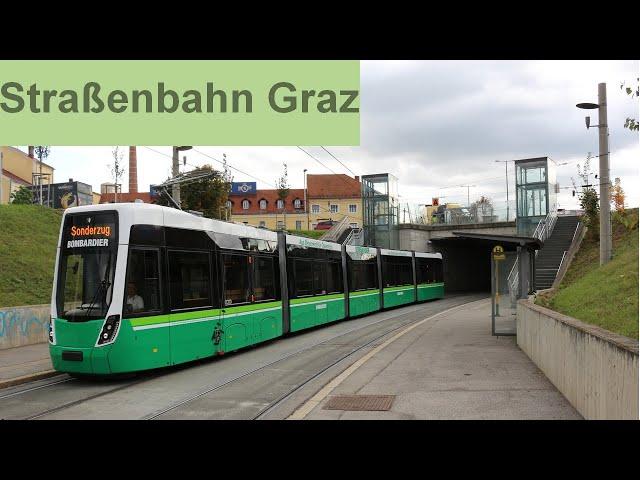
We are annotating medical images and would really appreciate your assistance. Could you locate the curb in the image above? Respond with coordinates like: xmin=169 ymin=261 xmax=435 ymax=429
xmin=0 ymin=370 xmax=60 ymax=390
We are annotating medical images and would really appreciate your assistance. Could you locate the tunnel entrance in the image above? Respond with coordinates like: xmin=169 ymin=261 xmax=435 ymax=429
xmin=430 ymin=232 xmax=541 ymax=295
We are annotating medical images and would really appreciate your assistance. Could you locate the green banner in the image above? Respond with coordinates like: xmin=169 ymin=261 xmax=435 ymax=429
xmin=0 ymin=60 xmax=360 ymax=145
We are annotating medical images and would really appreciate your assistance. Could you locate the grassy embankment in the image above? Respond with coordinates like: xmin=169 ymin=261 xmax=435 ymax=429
xmin=536 ymin=209 xmax=638 ymax=339
xmin=0 ymin=205 xmax=63 ymax=308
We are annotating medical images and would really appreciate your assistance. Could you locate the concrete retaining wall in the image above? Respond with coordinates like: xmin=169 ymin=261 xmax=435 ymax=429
xmin=0 ymin=304 xmax=50 ymax=350
xmin=517 ymin=300 xmax=639 ymax=419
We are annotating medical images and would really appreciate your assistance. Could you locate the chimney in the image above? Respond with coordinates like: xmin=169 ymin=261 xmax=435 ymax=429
xmin=129 ymin=146 xmax=138 ymax=193
xmin=28 ymin=146 xmax=34 ymax=158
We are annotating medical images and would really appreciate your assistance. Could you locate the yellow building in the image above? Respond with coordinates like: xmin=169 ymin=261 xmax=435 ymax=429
xmin=1 ymin=146 xmax=55 ymax=204
xmin=229 ymin=174 xmax=363 ymax=231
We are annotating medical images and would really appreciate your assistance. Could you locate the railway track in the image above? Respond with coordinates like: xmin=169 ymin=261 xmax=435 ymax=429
xmin=0 ymin=295 xmax=483 ymax=420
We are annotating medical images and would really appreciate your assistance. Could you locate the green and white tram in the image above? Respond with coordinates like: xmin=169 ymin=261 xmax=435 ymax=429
xmin=49 ymin=203 xmax=444 ymax=375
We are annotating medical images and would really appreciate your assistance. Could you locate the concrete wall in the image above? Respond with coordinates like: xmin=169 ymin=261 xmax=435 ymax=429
xmin=0 ymin=304 xmax=50 ymax=350
xmin=517 ymin=300 xmax=639 ymax=419
xmin=399 ymin=222 xmax=516 ymax=252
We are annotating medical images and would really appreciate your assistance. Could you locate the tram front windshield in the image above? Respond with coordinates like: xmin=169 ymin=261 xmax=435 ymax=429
xmin=56 ymin=212 xmax=117 ymax=321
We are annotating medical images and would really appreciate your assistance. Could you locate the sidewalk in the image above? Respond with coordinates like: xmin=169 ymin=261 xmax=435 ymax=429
xmin=292 ymin=299 xmax=582 ymax=420
xmin=0 ymin=343 xmax=56 ymax=389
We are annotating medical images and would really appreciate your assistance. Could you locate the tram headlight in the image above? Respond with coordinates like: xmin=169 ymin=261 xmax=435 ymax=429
xmin=48 ymin=316 xmax=56 ymax=345
xmin=97 ymin=315 xmax=121 ymax=346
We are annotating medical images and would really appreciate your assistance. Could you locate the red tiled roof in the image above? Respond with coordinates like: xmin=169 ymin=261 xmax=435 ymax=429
xmin=100 ymin=192 xmax=153 ymax=204
xmin=307 ymin=174 xmax=360 ymax=199
xmin=230 ymin=188 xmax=306 ymax=215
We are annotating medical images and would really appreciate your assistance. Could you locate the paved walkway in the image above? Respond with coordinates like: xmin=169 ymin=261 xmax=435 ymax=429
xmin=0 ymin=343 xmax=55 ymax=389
xmin=292 ymin=299 xmax=582 ymax=419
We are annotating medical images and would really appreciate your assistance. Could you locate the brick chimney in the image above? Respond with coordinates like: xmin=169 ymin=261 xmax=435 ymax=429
xmin=129 ymin=146 xmax=138 ymax=193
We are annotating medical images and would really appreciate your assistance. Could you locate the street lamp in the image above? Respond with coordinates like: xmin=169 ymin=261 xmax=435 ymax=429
xmin=576 ymin=83 xmax=611 ymax=265
xmin=495 ymin=160 xmax=511 ymax=221
xmin=172 ymin=146 xmax=192 ymax=207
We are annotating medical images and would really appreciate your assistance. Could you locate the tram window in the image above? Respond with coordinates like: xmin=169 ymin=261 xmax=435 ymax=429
xmin=416 ymin=258 xmax=432 ymax=284
xmin=293 ymin=259 xmax=313 ymax=297
xmin=313 ymin=262 xmax=326 ymax=295
xmin=124 ymin=249 xmax=162 ymax=317
xmin=383 ymin=257 xmax=412 ymax=287
xmin=326 ymin=261 xmax=343 ymax=294
xmin=168 ymin=251 xmax=212 ymax=310
xmin=350 ymin=261 xmax=377 ymax=291
xmin=223 ymin=254 xmax=250 ymax=305
xmin=253 ymin=256 xmax=276 ymax=302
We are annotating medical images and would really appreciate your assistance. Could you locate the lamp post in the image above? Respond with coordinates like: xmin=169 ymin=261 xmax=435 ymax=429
xmin=495 ymin=160 xmax=511 ymax=221
xmin=172 ymin=146 xmax=192 ymax=207
xmin=577 ymin=83 xmax=611 ymax=265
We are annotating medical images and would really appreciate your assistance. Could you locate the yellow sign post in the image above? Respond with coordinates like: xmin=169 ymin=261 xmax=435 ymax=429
xmin=492 ymin=245 xmax=505 ymax=316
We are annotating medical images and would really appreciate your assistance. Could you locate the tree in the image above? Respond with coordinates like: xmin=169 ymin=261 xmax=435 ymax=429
xmin=610 ymin=177 xmax=625 ymax=213
xmin=109 ymin=147 xmax=126 ymax=202
xmin=469 ymin=196 xmax=494 ymax=222
xmin=620 ymin=78 xmax=639 ymax=132
xmin=572 ymin=156 xmax=599 ymax=237
xmin=156 ymin=164 xmax=229 ymax=219
xmin=10 ymin=185 xmax=34 ymax=204
xmin=275 ymin=161 xmax=290 ymax=230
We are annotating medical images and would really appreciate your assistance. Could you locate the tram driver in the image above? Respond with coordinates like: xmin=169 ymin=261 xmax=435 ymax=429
xmin=126 ymin=282 xmax=145 ymax=313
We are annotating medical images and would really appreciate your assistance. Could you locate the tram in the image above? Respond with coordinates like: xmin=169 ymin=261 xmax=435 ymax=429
xmin=49 ymin=203 xmax=444 ymax=374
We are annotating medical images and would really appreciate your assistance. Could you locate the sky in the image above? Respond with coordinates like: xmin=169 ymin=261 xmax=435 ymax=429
xmin=16 ymin=60 xmax=639 ymax=219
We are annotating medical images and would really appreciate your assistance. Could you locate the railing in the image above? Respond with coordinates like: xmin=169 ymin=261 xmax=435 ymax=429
xmin=532 ymin=211 xmax=557 ymax=243
xmin=343 ymin=227 xmax=363 ymax=246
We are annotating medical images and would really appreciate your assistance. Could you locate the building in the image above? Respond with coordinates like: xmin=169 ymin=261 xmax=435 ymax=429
xmin=229 ymin=174 xmax=363 ymax=231
xmin=1 ymin=146 xmax=55 ymax=204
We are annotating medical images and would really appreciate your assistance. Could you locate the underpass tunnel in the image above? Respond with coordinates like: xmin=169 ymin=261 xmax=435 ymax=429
xmin=430 ymin=233 xmax=541 ymax=294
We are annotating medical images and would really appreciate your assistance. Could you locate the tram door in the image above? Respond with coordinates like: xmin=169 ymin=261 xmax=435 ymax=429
xmin=168 ymin=250 xmax=218 ymax=364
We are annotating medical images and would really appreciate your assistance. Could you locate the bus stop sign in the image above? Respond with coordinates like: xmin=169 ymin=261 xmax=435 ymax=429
xmin=492 ymin=245 xmax=505 ymax=261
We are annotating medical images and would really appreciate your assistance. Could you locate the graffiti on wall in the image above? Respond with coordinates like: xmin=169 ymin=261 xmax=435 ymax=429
xmin=0 ymin=306 xmax=50 ymax=348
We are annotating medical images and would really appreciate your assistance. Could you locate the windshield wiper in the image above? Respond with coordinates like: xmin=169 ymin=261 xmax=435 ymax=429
xmin=85 ymin=254 xmax=112 ymax=317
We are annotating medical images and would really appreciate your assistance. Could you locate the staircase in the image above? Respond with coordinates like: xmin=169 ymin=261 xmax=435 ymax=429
xmin=534 ymin=216 xmax=580 ymax=290
xmin=320 ymin=216 xmax=351 ymax=243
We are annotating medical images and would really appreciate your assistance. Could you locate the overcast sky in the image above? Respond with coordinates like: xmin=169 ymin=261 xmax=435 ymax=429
xmin=17 ymin=60 xmax=639 ymax=218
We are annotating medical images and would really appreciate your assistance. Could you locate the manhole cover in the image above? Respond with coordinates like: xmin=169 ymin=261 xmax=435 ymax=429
xmin=323 ymin=395 xmax=395 ymax=411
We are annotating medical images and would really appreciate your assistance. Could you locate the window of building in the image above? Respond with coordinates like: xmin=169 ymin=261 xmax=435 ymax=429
xmin=124 ymin=248 xmax=162 ymax=317
xmin=294 ymin=198 xmax=302 ymax=209
xmin=330 ymin=204 xmax=339 ymax=213
xmin=253 ymin=256 xmax=276 ymax=302
xmin=168 ymin=251 xmax=212 ymax=310
xmin=311 ymin=204 xmax=320 ymax=214
xmin=295 ymin=220 xmax=302 ymax=230
xmin=276 ymin=199 xmax=284 ymax=209
xmin=259 ymin=221 xmax=266 ymax=228
xmin=259 ymin=199 xmax=267 ymax=210
xmin=223 ymin=254 xmax=250 ymax=305
xmin=276 ymin=220 xmax=285 ymax=230
xmin=242 ymin=199 xmax=250 ymax=210
xmin=349 ymin=204 xmax=357 ymax=213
